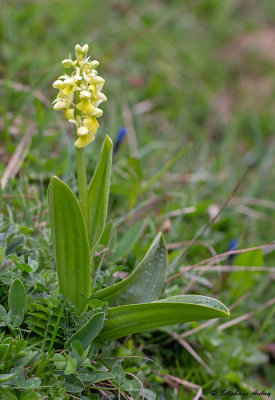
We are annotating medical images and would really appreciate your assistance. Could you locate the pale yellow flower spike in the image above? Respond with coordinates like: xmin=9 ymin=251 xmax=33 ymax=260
xmin=52 ymin=43 xmax=107 ymax=148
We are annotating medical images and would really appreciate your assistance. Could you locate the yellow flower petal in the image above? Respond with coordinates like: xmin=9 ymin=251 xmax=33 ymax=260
xmin=90 ymin=107 xmax=103 ymax=117
xmin=53 ymin=80 xmax=65 ymax=89
xmin=53 ymin=100 xmax=67 ymax=110
xmin=77 ymin=126 xmax=89 ymax=136
xmin=74 ymin=134 xmax=95 ymax=148
xmin=62 ymin=85 xmax=76 ymax=95
xmin=89 ymin=83 xmax=97 ymax=94
xmin=80 ymin=90 xmax=91 ymax=99
xmin=89 ymin=60 xmax=99 ymax=69
xmin=83 ymin=117 xmax=99 ymax=134
xmin=62 ymin=59 xmax=77 ymax=68
xmin=76 ymin=99 xmax=95 ymax=115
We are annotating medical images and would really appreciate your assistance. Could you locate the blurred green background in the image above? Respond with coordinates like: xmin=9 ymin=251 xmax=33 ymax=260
xmin=1 ymin=0 xmax=275 ymax=398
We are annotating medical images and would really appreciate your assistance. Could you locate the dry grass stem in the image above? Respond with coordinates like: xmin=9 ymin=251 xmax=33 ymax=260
xmin=175 ymin=168 xmax=249 ymax=269
xmin=0 ymin=78 xmax=50 ymax=106
xmin=183 ymin=265 xmax=275 ymax=272
xmin=121 ymin=100 xmax=138 ymax=157
xmin=218 ymin=297 xmax=275 ymax=331
xmin=181 ymin=293 xmax=250 ymax=339
xmin=166 ymin=242 xmax=275 ymax=283
xmin=1 ymin=125 xmax=35 ymax=190
xmin=172 ymin=333 xmax=214 ymax=375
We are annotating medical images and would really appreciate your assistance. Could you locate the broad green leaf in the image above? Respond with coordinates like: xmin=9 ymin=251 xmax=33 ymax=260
xmin=8 ymin=279 xmax=26 ymax=326
xmin=53 ymin=353 xmax=67 ymax=370
xmin=20 ymin=377 xmax=41 ymax=389
xmin=10 ymin=310 xmax=24 ymax=327
xmin=64 ymin=374 xmax=85 ymax=393
xmin=0 ymin=372 xmax=21 ymax=383
xmin=65 ymin=312 xmax=105 ymax=349
xmin=0 ymin=305 xmax=7 ymax=319
xmin=77 ymin=370 xmax=114 ymax=384
xmin=48 ymin=176 xmax=91 ymax=310
xmin=64 ymin=358 xmax=77 ymax=375
xmin=88 ymin=135 xmax=113 ymax=251
xmin=94 ymin=232 xmax=167 ymax=305
xmin=8 ymin=255 xmax=32 ymax=272
xmin=8 ymin=279 xmax=26 ymax=311
xmin=111 ymin=365 xmax=125 ymax=385
xmin=97 ymin=295 xmax=229 ymax=342
xmin=71 ymin=340 xmax=84 ymax=357
xmin=121 ymin=379 xmax=141 ymax=392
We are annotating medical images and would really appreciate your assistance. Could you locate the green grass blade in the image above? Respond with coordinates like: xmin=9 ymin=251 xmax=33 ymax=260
xmin=97 ymin=295 xmax=230 ymax=342
xmin=94 ymin=232 xmax=167 ymax=305
xmin=112 ymin=220 xmax=145 ymax=262
xmin=88 ymin=135 xmax=113 ymax=252
xmin=140 ymin=146 xmax=190 ymax=194
xmin=48 ymin=176 xmax=91 ymax=310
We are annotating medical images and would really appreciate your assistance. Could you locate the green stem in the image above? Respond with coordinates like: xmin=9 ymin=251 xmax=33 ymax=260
xmin=74 ymin=92 xmax=89 ymax=229
xmin=76 ymin=138 xmax=89 ymax=229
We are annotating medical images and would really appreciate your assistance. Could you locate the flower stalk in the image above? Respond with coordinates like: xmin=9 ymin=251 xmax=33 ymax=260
xmin=75 ymin=145 xmax=89 ymax=228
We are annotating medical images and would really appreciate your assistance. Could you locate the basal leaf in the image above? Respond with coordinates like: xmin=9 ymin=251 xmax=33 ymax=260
xmin=65 ymin=312 xmax=105 ymax=349
xmin=88 ymin=135 xmax=113 ymax=252
xmin=97 ymin=295 xmax=229 ymax=342
xmin=94 ymin=232 xmax=167 ymax=305
xmin=48 ymin=176 xmax=91 ymax=310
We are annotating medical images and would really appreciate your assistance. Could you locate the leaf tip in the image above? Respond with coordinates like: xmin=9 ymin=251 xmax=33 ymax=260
xmin=104 ymin=134 xmax=113 ymax=150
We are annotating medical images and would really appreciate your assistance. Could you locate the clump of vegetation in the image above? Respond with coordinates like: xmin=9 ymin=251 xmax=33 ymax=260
xmin=1 ymin=44 xmax=229 ymax=399
xmin=1 ymin=1 xmax=275 ymax=399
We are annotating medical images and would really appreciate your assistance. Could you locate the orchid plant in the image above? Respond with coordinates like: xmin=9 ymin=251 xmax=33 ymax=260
xmin=49 ymin=44 xmax=229 ymax=345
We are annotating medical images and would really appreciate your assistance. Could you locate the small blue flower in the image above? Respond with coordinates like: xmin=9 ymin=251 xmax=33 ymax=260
xmin=228 ymin=238 xmax=238 ymax=265
xmin=114 ymin=127 xmax=128 ymax=154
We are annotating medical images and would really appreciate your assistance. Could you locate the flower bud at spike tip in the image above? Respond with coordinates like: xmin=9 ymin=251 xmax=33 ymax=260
xmin=62 ymin=59 xmax=77 ymax=68
xmin=52 ymin=43 xmax=107 ymax=148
